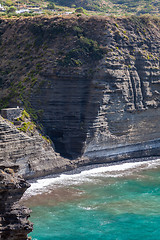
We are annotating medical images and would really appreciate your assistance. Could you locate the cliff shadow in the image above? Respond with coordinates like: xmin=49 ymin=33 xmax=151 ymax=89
xmin=31 ymin=73 xmax=104 ymax=159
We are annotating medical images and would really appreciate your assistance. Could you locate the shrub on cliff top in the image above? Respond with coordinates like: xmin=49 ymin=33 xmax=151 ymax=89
xmin=78 ymin=36 xmax=104 ymax=60
xmin=75 ymin=7 xmax=85 ymax=14
xmin=6 ymin=6 xmax=17 ymax=14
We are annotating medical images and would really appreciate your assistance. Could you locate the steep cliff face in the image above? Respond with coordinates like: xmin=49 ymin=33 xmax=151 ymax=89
xmin=0 ymin=163 xmax=33 ymax=239
xmin=0 ymin=15 xmax=160 ymax=177
xmin=83 ymin=17 xmax=160 ymax=159
xmin=0 ymin=116 xmax=72 ymax=179
xmin=30 ymin=16 xmax=160 ymax=160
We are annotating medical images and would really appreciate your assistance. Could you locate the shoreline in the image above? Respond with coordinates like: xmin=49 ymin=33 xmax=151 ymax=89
xmin=23 ymin=155 xmax=160 ymax=200
xmin=25 ymin=149 xmax=160 ymax=180
xmin=28 ymin=155 xmax=160 ymax=182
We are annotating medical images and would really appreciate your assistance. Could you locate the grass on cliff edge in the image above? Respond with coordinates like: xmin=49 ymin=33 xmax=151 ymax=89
xmin=16 ymin=110 xmax=52 ymax=144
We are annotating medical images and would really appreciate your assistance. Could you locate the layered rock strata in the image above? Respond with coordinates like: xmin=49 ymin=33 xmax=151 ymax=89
xmin=30 ymin=17 xmax=160 ymax=160
xmin=0 ymin=163 xmax=33 ymax=239
xmin=0 ymin=116 xmax=73 ymax=179
xmin=0 ymin=16 xmax=160 ymax=178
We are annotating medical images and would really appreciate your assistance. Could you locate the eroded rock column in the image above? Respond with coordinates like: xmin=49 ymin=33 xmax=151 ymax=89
xmin=0 ymin=163 xmax=33 ymax=240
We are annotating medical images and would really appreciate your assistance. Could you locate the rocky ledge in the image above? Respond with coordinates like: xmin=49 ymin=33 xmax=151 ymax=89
xmin=0 ymin=163 xmax=33 ymax=240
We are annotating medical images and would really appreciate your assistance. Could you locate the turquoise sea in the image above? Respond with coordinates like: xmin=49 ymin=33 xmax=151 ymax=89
xmin=23 ymin=158 xmax=160 ymax=240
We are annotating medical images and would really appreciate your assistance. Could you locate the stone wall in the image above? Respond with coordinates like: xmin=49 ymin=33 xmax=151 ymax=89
xmin=1 ymin=108 xmax=22 ymax=122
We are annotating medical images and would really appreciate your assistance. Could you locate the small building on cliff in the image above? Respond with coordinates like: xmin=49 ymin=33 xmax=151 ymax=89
xmin=1 ymin=107 xmax=23 ymax=121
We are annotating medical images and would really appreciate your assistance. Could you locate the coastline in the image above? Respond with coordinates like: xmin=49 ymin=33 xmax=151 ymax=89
xmin=25 ymin=145 xmax=160 ymax=180
xmin=26 ymin=155 xmax=160 ymax=240
xmin=23 ymin=155 xmax=160 ymax=199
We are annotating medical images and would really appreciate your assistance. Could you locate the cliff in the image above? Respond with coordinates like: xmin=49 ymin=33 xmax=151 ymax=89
xmin=0 ymin=163 xmax=33 ymax=239
xmin=0 ymin=115 xmax=73 ymax=179
xmin=0 ymin=15 xmax=160 ymax=178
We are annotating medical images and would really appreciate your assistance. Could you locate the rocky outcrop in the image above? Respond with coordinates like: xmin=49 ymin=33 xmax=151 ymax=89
xmin=0 ymin=116 xmax=73 ymax=179
xmin=0 ymin=163 xmax=33 ymax=239
xmin=0 ymin=16 xmax=160 ymax=178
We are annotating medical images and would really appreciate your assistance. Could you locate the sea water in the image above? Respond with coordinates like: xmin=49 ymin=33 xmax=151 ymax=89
xmin=23 ymin=158 xmax=160 ymax=240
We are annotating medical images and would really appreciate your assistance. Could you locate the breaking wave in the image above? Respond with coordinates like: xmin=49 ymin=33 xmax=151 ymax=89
xmin=23 ymin=158 xmax=160 ymax=198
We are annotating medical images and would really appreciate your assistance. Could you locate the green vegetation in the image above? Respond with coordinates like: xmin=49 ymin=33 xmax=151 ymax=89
xmin=16 ymin=110 xmax=36 ymax=133
xmin=0 ymin=0 xmax=159 ymax=16
xmin=59 ymin=23 xmax=105 ymax=66
xmin=47 ymin=2 xmax=55 ymax=9
xmin=18 ymin=121 xmax=35 ymax=133
xmin=6 ymin=6 xmax=17 ymax=14
xmin=60 ymin=36 xmax=104 ymax=66
xmin=75 ymin=7 xmax=85 ymax=14
xmin=39 ymin=134 xmax=52 ymax=144
xmin=10 ymin=108 xmax=52 ymax=144
xmin=16 ymin=109 xmax=50 ymax=144
xmin=41 ymin=0 xmax=160 ymax=15
xmin=17 ymin=110 xmax=30 ymax=121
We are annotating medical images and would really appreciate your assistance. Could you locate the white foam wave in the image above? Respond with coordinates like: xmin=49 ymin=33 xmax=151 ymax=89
xmin=23 ymin=158 xmax=160 ymax=198
xmin=78 ymin=206 xmax=98 ymax=211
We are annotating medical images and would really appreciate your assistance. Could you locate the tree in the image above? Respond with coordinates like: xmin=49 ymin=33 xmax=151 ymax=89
xmin=6 ymin=6 xmax=17 ymax=14
xmin=75 ymin=7 xmax=85 ymax=13
xmin=47 ymin=2 xmax=55 ymax=9
xmin=4 ymin=0 xmax=13 ymax=7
